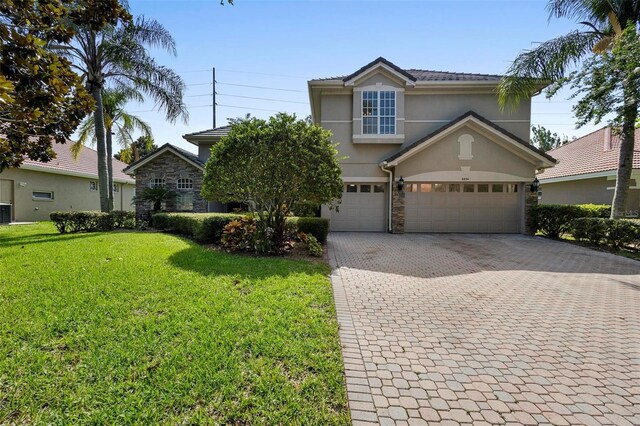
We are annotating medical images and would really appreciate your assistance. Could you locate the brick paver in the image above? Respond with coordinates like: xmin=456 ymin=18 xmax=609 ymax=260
xmin=329 ymin=233 xmax=640 ymax=425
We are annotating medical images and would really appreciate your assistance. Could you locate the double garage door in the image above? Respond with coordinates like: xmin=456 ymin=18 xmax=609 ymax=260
xmin=405 ymin=182 xmax=521 ymax=233
xmin=331 ymin=182 xmax=522 ymax=233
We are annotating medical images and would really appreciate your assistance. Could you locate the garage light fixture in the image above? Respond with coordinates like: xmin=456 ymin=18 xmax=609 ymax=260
xmin=397 ymin=176 xmax=405 ymax=192
xmin=530 ymin=177 xmax=540 ymax=193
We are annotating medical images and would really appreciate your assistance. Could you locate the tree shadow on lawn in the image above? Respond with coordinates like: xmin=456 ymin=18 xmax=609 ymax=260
xmin=168 ymin=244 xmax=330 ymax=281
xmin=0 ymin=232 xmax=100 ymax=250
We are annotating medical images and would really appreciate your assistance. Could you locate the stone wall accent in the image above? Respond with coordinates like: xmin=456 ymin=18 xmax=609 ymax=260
xmin=391 ymin=185 xmax=405 ymax=234
xmin=132 ymin=151 xmax=207 ymax=219
xmin=524 ymin=181 xmax=538 ymax=235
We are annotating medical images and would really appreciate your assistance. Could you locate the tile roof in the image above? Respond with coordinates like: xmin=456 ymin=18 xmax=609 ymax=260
xmin=311 ymin=57 xmax=503 ymax=83
xmin=123 ymin=143 xmax=204 ymax=174
xmin=384 ymin=111 xmax=556 ymax=164
xmin=538 ymin=127 xmax=640 ymax=180
xmin=183 ymin=126 xmax=231 ymax=139
xmin=21 ymin=142 xmax=133 ymax=183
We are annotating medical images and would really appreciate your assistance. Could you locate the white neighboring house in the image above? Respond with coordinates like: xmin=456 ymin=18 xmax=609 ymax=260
xmin=0 ymin=142 xmax=135 ymax=223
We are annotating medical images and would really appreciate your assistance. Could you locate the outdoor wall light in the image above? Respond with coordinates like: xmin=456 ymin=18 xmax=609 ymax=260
xmin=530 ymin=177 xmax=540 ymax=192
xmin=397 ymin=176 xmax=405 ymax=192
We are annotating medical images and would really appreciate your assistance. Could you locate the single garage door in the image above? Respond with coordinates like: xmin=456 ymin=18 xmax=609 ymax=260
xmin=330 ymin=183 xmax=386 ymax=232
xmin=405 ymin=182 xmax=521 ymax=233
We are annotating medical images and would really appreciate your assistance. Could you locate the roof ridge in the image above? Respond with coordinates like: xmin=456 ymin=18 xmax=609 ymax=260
xmin=406 ymin=68 xmax=503 ymax=78
xmin=547 ymin=126 xmax=607 ymax=152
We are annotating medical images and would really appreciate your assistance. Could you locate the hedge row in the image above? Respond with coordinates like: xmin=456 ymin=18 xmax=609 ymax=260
xmin=151 ymin=213 xmax=240 ymax=243
xmin=530 ymin=204 xmax=611 ymax=238
xmin=151 ymin=212 xmax=330 ymax=244
xmin=50 ymin=211 xmax=136 ymax=234
xmin=572 ymin=218 xmax=640 ymax=248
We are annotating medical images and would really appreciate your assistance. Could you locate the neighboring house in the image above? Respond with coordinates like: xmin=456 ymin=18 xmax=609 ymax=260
xmin=0 ymin=142 xmax=135 ymax=223
xmin=308 ymin=57 xmax=556 ymax=233
xmin=538 ymin=127 xmax=640 ymax=213
xmin=123 ymin=142 xmax=225 ymax=218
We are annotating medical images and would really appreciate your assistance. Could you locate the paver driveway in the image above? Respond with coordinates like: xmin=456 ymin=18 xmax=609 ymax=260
xmin=328 ymin=233 xmax=640 ymax=426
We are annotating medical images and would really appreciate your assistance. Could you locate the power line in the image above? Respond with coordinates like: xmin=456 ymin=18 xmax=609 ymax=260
xmin=185 ymin=82 xmax=212 ymax=87
xmin=217 ymin=93 xmax=307 ymax=104
xmin=217 ymin=103 xmax=307 ymax=113
xmin=216 ymin=68 xmax=309 ymax=79
xmin=217 ymin=82 xmax=305 ymax=93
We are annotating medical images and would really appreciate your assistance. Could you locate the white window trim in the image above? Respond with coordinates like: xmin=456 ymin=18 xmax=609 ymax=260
xmin=361 ymin=89 xmax=396 ymax=136
xmin=176 ymin=177 xmax=194 ymax=190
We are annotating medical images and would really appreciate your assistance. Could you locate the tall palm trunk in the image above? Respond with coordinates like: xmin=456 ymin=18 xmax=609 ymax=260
xmin=106 ymin=128 xmax=114 ymax=211
xmin=90 ymin=87 xmax=110 ymax=212
xmin=611 ymin=84 xmax=638 ymax=219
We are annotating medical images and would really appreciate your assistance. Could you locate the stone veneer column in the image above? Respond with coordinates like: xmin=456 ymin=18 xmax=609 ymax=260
xmin=392 ymin=185 xmax=405 ymax=234
xmin=524 ymin=182 xmax=538 ymax=235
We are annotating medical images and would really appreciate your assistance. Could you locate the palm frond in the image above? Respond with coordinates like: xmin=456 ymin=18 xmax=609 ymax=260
xmin=114 ymin=16 xmax=177 ymax=56
xmin=498 ymin=30 xmax=601 ymax=110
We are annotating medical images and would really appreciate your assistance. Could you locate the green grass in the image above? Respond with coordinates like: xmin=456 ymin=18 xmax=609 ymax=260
xmin=0 ymin=223 xmax=349 ymax=425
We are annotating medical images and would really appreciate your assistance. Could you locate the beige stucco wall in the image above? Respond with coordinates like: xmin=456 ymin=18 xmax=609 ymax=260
xmin=317 ymin=71 xmax=532 ymax=183
xmin=395 ymin=127 xmax=535 ymax=182
xmin=540 ymin=177 xmax=640 ymax=212
xmin=0 ymin=168 xmax=134 ymax=222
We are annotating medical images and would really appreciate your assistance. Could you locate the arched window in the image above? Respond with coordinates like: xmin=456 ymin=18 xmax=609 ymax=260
xmin=176 ymin=177 xmax=193 ymax=190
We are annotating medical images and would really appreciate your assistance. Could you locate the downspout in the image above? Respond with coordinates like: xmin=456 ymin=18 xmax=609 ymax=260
xmin=380 ymin=161 xmax=393 ymax=232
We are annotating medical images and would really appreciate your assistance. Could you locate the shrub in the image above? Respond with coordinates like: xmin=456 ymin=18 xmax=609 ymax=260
xmin=531 ymin=204 xmax=611 ymax=238
xmin=221 ymin=217 xmax=257 ymax=252
xmin=571 ymin=218 xmax=607 ymax=245
xmin=606 ymin=219 xmax=640 ymax=248
xmin=151 ymin=212 xmax=243 ymax=243
xmin=50 ymin=211 xmax=136 ymax=233
xmin=298 ymin=232 xmax=323 ymax=257
xmin=570 ymin=217 xmax=640 ymax=248
xmin=287 ymin=217 xmax=329 ymax=243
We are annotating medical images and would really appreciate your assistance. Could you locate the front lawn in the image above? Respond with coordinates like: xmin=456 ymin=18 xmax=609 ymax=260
xmin=0 ymin=223 xmax=348 ymax=424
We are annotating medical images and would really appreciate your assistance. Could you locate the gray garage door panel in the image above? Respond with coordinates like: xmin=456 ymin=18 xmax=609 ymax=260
xmin=330 ymin=184 xmax=386 ymax=232
xmin=405 ymin=183 xmax=521 ymax=233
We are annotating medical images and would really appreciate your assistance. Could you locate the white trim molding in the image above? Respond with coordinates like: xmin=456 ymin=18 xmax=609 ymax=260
xmin=538 ymin=170 xmax=616 ymax=184
xmin=344 ymin=62 xmax=416 ymax=87
xmin=124 ymin=145 xmax=204 ymax=174
xmin=405 ymin=170 xmax=531 ymax=182
xmin=342 ymin=177 xmax=389 ymax=183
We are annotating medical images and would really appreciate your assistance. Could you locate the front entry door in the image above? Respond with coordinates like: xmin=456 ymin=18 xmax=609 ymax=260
xmin=0 ymin=179 xmax=14 ymax=222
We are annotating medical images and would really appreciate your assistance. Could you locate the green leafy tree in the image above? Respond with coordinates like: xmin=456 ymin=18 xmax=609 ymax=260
xmin=498 ymin=0 xmax=640 ymax=218
xmin=531 ymin=125 xmax=569 ymax=151
xmin=0 ymin=0 xmax=129 ymax=170
xmin=52 ymin=15 xmax=188 ymax=212
xmin=115 ymin=135 xmax=157 ymax=163
xmin=202 ymin=113 xmax=343 ymax=254
xmin=72 ymin=88 xmax=152 ymax=201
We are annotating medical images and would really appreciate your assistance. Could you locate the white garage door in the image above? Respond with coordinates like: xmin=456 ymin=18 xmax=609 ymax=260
xmin=405 ymin=182 xmax=521 ymax=233
xmin=330 ymin=183 xmax=387 ymax=232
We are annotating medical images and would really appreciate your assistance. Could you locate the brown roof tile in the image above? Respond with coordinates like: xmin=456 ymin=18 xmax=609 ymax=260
xmin=538 ymin=127 xmax=640 ymax=180
xmin=22 ymin=142 xmax=133 ymax=183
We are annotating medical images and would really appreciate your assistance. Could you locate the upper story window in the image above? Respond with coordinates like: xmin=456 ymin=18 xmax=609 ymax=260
xmin=362 ymin=90 xmax=395 ymax=135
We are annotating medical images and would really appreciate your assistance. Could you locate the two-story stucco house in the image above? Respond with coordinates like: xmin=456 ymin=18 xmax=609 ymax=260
xmin=308 ymin=57 xmax=556 ymax=233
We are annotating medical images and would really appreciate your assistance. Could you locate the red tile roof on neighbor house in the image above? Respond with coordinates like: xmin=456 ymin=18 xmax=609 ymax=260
xmin=538 ymin=127 xmax=640 ymax=181
xmin=21 ymin=142 xmax=134 ymax=183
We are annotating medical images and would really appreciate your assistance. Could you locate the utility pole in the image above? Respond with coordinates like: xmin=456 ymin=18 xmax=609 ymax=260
xmin=212 ymin=67 xmax=216 ymax=129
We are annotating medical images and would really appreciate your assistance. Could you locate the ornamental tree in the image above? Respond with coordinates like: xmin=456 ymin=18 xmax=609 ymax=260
xmin=0 ymin=0 xmax=129 ymax=170
xmin=201 ymin=113 xmax=343 ymax=253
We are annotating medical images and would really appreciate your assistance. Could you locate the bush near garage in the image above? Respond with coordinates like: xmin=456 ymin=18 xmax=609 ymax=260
xmin=571 ymin=217 xmax=640 ymax=248
xmin=530 ymin=204 xmax=610 ymax=238
xmin=151 ymin=212 xmax=330 ymax=247
xmin=50 ymin=211 xmax=136 ymax=233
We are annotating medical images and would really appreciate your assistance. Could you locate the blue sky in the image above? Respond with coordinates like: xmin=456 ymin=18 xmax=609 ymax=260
xmin=112 ymin=0 xmax=601 ymax=153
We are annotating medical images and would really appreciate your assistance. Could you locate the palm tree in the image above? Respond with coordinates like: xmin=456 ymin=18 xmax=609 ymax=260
xmin=71 ymin=88 xmax=153 ymax=209
xmin=497 ymin=0 xmax=640 ymax=218
xmin=52 ymin=15 xmax=188 ymax=212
